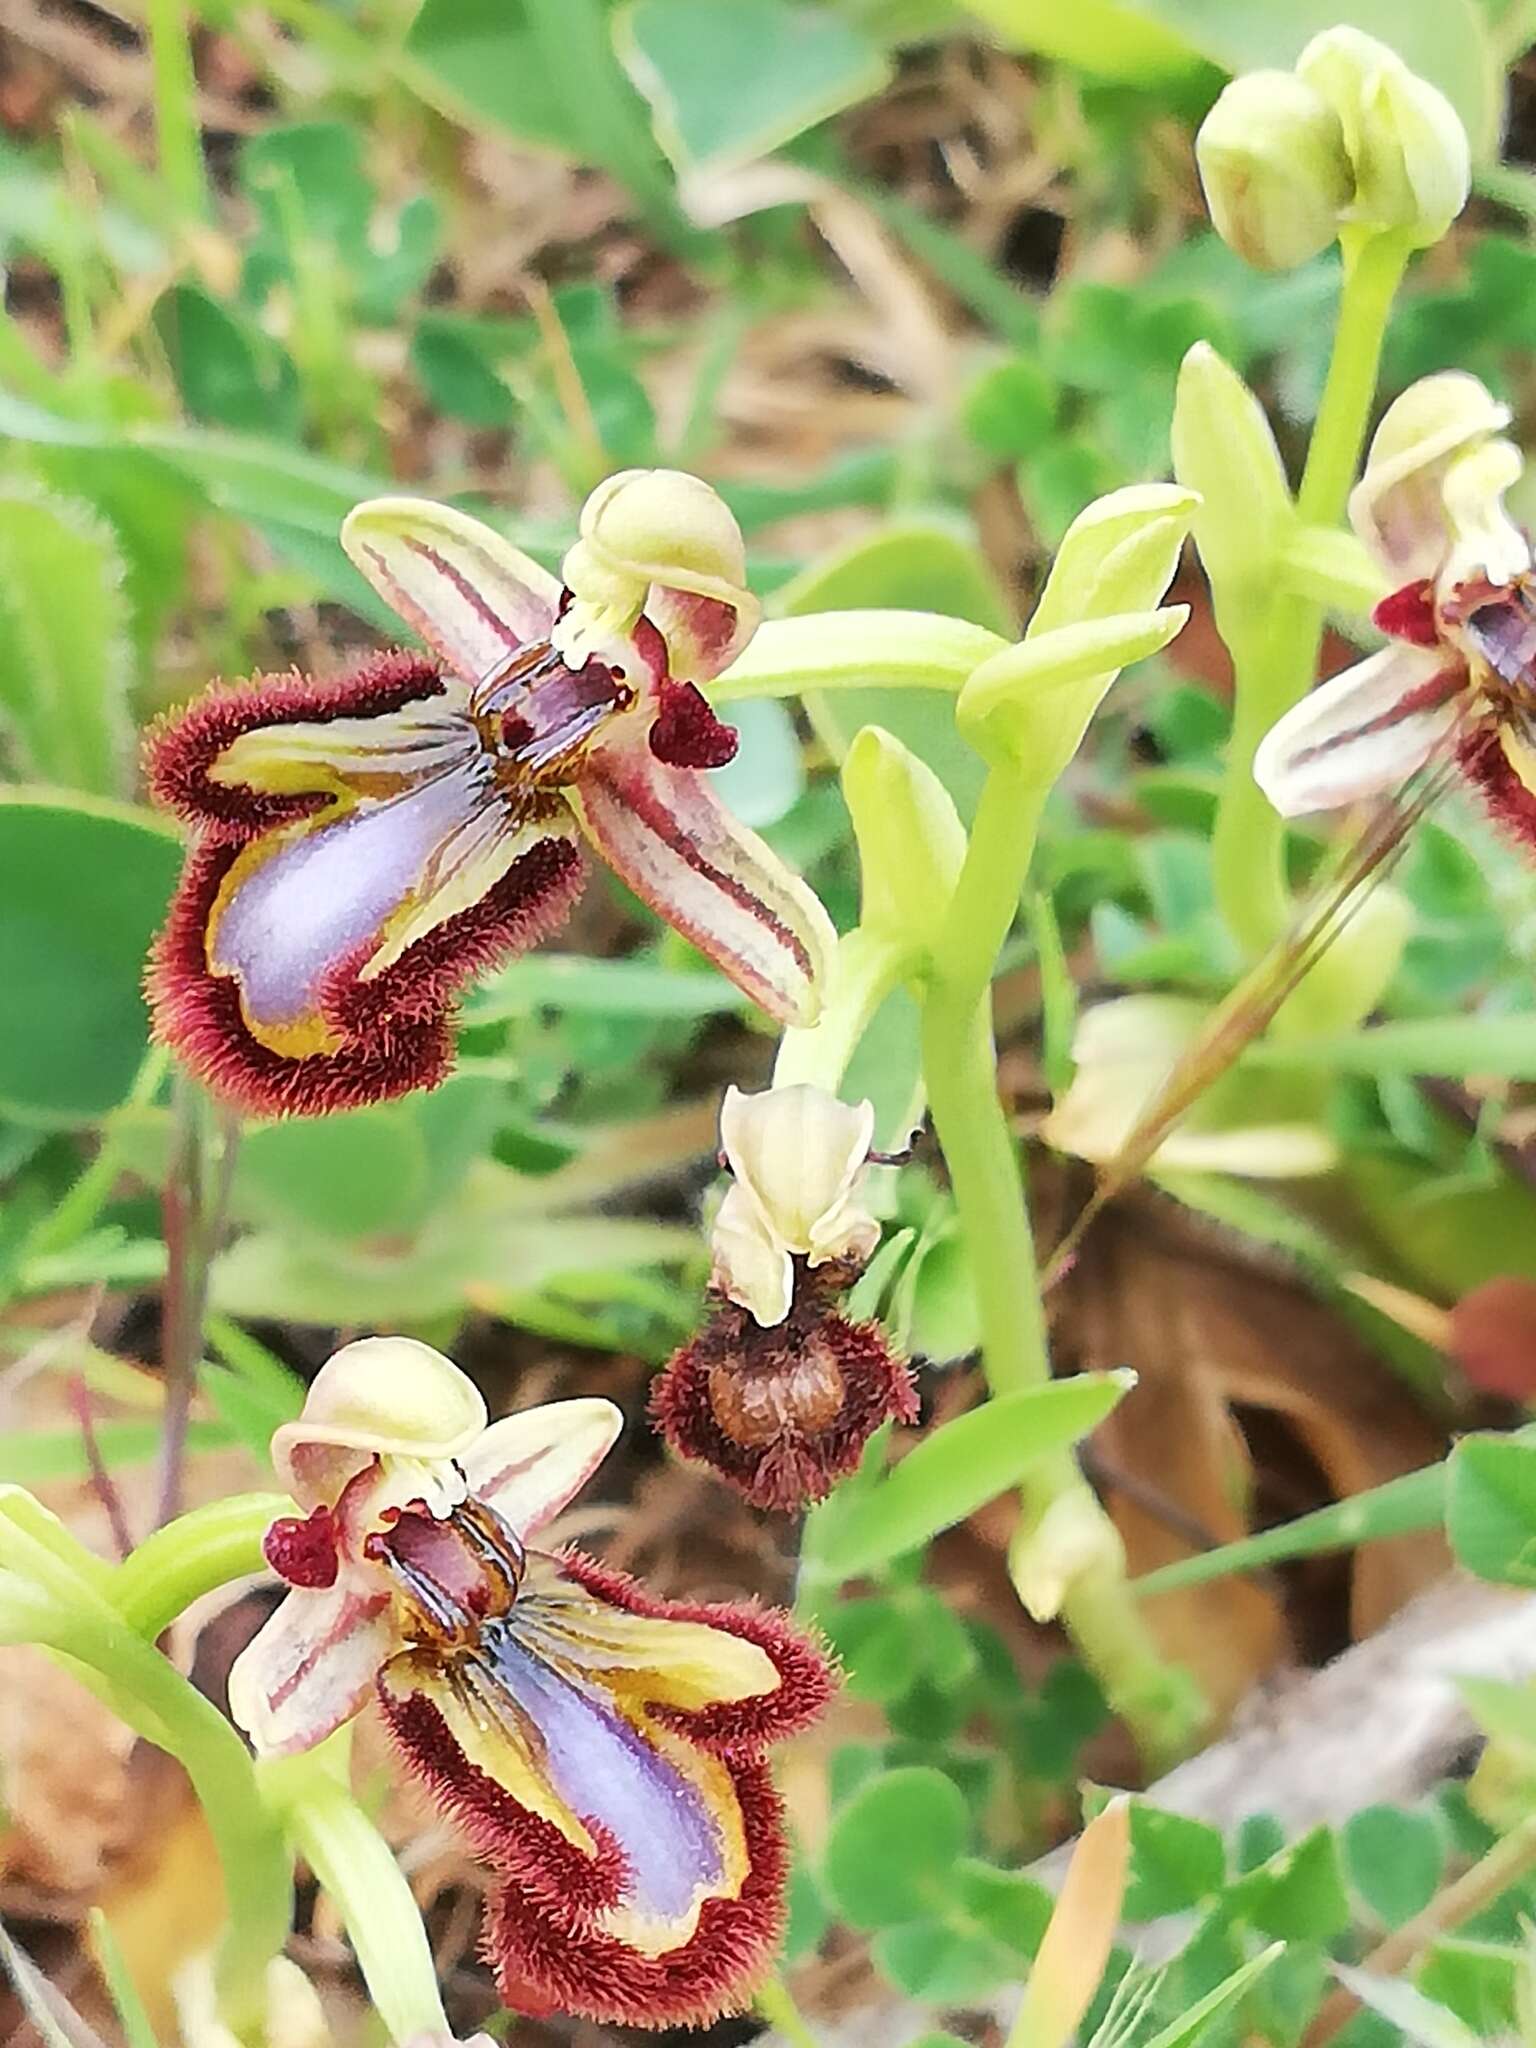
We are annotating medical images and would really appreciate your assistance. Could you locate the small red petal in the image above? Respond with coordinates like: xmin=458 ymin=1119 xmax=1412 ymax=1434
xmin=648 ymin=679 xmax=740 ymax=771
xmin=144 ymin=651 xmax=447 ymax=841
xmin=1372 ymin=579 xmax=1440 ymax=648
xmin=263 ymin=1506 xmax=340 ymax=1588
xmin=1459 ymin=728 xmax=1536 ymax=853
xmin=651 ymin=1293 xmax=919 ymax=1513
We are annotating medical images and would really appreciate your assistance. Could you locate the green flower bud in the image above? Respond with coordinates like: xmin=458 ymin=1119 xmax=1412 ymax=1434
xmin=1172 ymin=342 xmax=1293 ymax=592
xmin=957 ymin=608 xmax=1188 ymax=774
xmin=957 ymin=482 xmax=1196 ymax=778
xmin=1196 ymin=70 xmax=1352 ymax=271
xmin=1297 ymin=26 xmax=1470 ymax=247
xmin=841 ymin=724 xmax=966 ymax=953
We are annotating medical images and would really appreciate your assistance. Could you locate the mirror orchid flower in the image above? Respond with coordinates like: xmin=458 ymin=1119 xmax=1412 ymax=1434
xmin=147 ymin=471 xmax=835 ymax=1116
xmin=651 ymin=1085 xmax=917 ymax=1510
xmin=227 ymin=1336 xmax=833 ymax=2029
xmin=1255 ymin=372 xmax=1536 ymax=841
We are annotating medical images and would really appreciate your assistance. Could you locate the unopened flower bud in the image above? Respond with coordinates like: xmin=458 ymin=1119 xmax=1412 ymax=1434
xmin=1297 ymin=26 xmax=1469 ymax=247
xmin=1008 ymin=1487 xmax=1126 ymax=1623
xmin=1197 ymin=70 xmax=1351 ymax=271
xmin=711 ymin=1084 xmax=881 ymax=1327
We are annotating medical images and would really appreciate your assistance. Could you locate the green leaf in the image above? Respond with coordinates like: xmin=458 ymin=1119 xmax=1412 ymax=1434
xmin=619 ymin=0 xmax=889 ymax=178
xmin=954 ymin=1859 xmax=1053 ymax=1955
xmin=822 ymin=1766 xmax=969 ymax=1928
xmin=963 ymin=357 xmax=1057 ymax=460
xmin=1447 ymin=1435 xmax=1536 ymax=1586
xmin=1247 ymin=1013 xmax=1536 ymax=1081
xmin=872 ymin=1919 xmax=1019 ymax=2000
xmin=408 ymin=0 xmax=690 ymax=247
xmin=211 ymin=1203 xmax=695 ymax=1326
xmin=962 ymin=0 xmax=1200 ymax=82
xmin=0 ymin=482 xmax=133 ymax=796
xmin=1124 ymin=1803 xmax=1226 ymax=1918
xmin=466 ymin=952 xmax=750 ymax=1023
xmin=1224 ymin=1826 xmax=1351 ymax=1942
xmin=1138 ymin=1943 xmax=1284 ymax=2048
xmin=783 ymin=1857 xmax=830 ymax=1963
xmin=709 ymin=697 xmax=805 ymax=828
xmin=1344 ymin=1806 xmax=1445 ymax=1927
xmin=814 ymin=1371 xmax=1133 ymax=1580
xmin=153 ymin=283 xmax=300 ymax=436
xmin=0 ymin=1418 xmax=230 ymax=1483
xmin=237 ymin=1108 xmax=432 ymax=1241
xmin=0 ymin=794 xmax=180 ymax=1125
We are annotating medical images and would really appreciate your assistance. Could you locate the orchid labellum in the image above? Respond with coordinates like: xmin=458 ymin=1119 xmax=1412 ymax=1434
xmin=228 ymin=1337 xmax=833 ymax=2028
xmin=651 ymin=1085 xmax=918 ymax=1510
xmin=1256 ymin=371 xmax=1536 ymax=842
xmin=147 ymin=471 xmax=835 ymax=1116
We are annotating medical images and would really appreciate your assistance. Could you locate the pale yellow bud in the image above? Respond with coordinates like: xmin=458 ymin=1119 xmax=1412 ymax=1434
xmin=1197 ymin=70 xmax=1351 ymax=271
xmin=1298 ymin=26 xmax=1470 ymax=246
xmin=711 ymin=1084 xmax=880 ymax=1326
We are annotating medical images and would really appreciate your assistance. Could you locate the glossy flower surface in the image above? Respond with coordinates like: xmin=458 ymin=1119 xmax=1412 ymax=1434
xmin=653 ymin=1084 xmax=916 ymax=1509
xmin=1255 ymin=373 xmax=1536 ymax=839
xmin=147 ymin=475 xmax=834 ymax=1116
xmin=228 ymin=1337 xmax=834 ymax=2028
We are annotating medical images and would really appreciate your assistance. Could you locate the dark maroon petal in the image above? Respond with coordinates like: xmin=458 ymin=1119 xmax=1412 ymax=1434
xmin=144 ymin=651 xmax=448 ymax=842
xmin=263 ymin=1506 xmax=340 ymax=1588
xmin=1449 ymin=1277 xmax=1536 ymax=1400
xmin=1372 ymin=578 xmax=1440 ymax=647
xmin=648 ymin=679 xmax=740 ymax=770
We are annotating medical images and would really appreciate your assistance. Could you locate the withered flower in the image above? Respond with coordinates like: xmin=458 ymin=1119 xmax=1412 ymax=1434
xmin=229 ymin=1337 xmax=833 ymax=2029
xmin=651 ymin=1085 xmax=917 ymax=1510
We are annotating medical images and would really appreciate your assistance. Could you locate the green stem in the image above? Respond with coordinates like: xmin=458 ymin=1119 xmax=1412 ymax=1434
xmin=755 ymin=1969 xmax=821 ymax=2048
xmin=259 ymin=1746 xmax=451 ymax=2048
xmin=0 ymin=1561 xmax=290 ymax=2031
xmin=773 ymin=929 xmax=909 ymax=1095
xmin=1296 ymin=230 xmax=1412 ymax=529
xmin=1210 ymin=228 xmax=1411 ymax=966
xmin=21 ymin=1048 xmax=168 ymax=1267
xmin=145 ymin=0 xmax=211 ymax=224
xmin=920 ymin=769 xmax=1204 ymax=1770
xmin=111 ymin=1492 xmax=289 ymax=1638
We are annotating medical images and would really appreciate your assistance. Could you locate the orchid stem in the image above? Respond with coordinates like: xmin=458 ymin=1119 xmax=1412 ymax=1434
xmin=0 ymin=1545 xmax=290 ymax=2035
xmin=755 ymin=1969 xmax=820 ymax=2048
xmin=158 ymin=1083 xmax=241 ymax=1527
xmin=921 ymin=768 xmax=1204 ymax=1772
xmin=259 ymin=1744 xmax=453 ymax=2048
xmin=1211 ymin=226 xmax=1410 ymax=971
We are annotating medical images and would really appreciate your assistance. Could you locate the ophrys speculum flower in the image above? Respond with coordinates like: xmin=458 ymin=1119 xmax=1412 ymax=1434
xmin=147 ymin=471 xmax=835 ymax=1115
xmin=229 ymin=1337 xmax=834 ymax=2028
